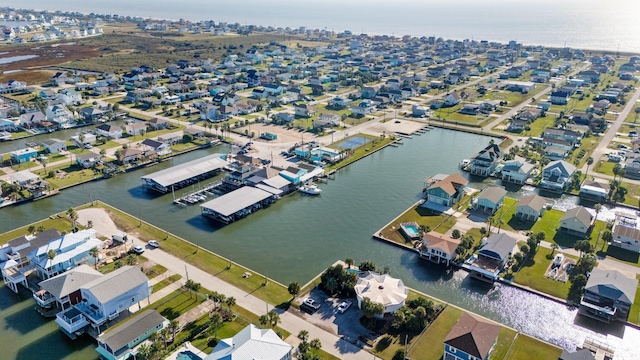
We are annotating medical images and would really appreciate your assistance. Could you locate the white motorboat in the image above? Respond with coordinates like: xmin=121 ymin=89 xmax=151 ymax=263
xmin=298 ymin=183 xmax=322 ymax=195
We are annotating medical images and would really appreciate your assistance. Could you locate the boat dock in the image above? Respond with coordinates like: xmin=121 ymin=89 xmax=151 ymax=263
xmin=200 ymin=186 xmax=278 ymax=224
xmin=141 ymin=153 xmax=228 ymax=193
xmin=173 ymin=181 xmax=222 ymax=206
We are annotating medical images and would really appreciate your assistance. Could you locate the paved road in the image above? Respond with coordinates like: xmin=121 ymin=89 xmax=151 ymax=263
xmin=78 ymin=208 xmax=372 ymax=360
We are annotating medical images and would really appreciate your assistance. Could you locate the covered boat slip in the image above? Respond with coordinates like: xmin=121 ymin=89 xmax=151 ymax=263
xmin=141 ymin=153 xmax=227 ymax=193
xmin=201 ymin=186 xmax=276 ymax=224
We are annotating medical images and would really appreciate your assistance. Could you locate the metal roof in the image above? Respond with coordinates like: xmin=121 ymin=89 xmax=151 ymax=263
xmin=82 ymin=266 xmax=148 ymax=304
xmin=98 ymin=310 xmax=166 ymax=353
xmin=141 ymin=153 xmax=227 ymax=188
xmin=201 ymin=186 xmax=272 ymax=217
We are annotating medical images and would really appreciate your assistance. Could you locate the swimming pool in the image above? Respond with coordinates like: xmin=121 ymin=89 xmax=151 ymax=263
xmin=346 ymin=268 xmax=360 ymax=275
xmin=400 ymin=222 xmax=421 ymax=240
xmin=176 ymin=351 xmax=204 ymax=360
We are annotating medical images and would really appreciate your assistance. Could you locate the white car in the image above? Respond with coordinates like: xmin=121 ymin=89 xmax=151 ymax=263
xmin=148 ymin=240 xmax=160 ymax=248
xmin=132 ymin=245 xmax=145 ymax=255
xmin=337 ymin=300 xmax=352 ymax=314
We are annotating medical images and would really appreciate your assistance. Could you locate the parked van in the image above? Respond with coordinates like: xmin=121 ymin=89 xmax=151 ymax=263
xmin=112 ymin=233 xmax=128 ymax=243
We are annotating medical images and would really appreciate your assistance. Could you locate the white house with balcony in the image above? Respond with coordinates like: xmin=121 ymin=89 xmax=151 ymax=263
xmin=55 ymin=266 xmax=150 ymax=338
xmin=0 ymin=229 xmax=102 ymax=293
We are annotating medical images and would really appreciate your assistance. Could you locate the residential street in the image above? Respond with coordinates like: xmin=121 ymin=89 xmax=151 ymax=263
xmin=78 ymin=208 xmax=372 ymax=360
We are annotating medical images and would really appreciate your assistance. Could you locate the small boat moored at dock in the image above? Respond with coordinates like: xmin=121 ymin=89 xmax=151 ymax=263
xmin=298 ymin=183 xmax=322 ymax=195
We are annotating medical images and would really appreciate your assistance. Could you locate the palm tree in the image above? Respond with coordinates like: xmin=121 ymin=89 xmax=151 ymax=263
xmin=594 ymin=203 xmax=602 ymax=223
xmin=225 ymin=296 xmax=236 ymax=310
xmin=47 ymin=249 xmax=56 ymax=261
xmin=297 ymin=330 xmax=309 ymax=343
xmin=87 ymin=220 xmax=93 ymax=229
xmin=67 ymin=208 xmax=79 ymax=230
xmin=585 ymin=157 xmax=594 ymax=179
xmin=288 ymin=282 xmax=301 ymax=299
xmin=309 ymin=338 xmax=322 ymax=351
xmin=168 ymin=319 xmax=180 ymax=341
xmin=208 ymin=312 xmax=223 ymax=341
xmin=89 ymin=246 xmax=100 ymax=270
xmin=345 ymin=258 xmax=354 ymax=269
xmin=37 ymin=225 xmax=46 ymax=233
xmin=185 ymin=279 xmax=195 ymax=298
xmin=28 ymin=225 xmax=36 ymax=234
xmin=126 ymin=253 xmax=138 ymax=265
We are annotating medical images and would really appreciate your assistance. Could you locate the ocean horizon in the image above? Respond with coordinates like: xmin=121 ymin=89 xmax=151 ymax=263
xmin=2 ymin=0 xmax=640 ymax=52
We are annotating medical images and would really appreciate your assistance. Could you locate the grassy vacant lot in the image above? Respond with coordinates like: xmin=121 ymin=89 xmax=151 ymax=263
xmin=408 ymin=306 xmax=463 ymax=359
xmin=325 ymin=135 xmax=393 ymax=172
xmin=379 ymin=205 xmax=457 ymax=246
xmin=511 ymin=245 xmax=575 ymax=299
xmin=595 ymin=161 xmax=617 ymax=176
xmin=488 ymin=327 xmax=518 ymax=360
xmin=506 ymin=334 xmax=562 ymax=360
xmin=628 ymin=275 xmax=640 ymax=326
xmin=530 ymin=209 xmax=607 ymax=249
xmin=97 ymin=202 xmax=291 ymax=307
xmin=32 ymin=163 xmax=103 ymax=189
xmin=0 ymin=212 xmax=77 ymax=245
xmin=146 ymin=289 xmax=203 ymax=320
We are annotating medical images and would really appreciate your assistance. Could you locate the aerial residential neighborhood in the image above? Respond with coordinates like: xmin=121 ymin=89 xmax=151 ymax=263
xmin=1 ymin=3 xmax=640 ymax=360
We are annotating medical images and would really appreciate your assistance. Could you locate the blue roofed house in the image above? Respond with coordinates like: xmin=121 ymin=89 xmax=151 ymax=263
xmin=579 ymin=268 xmax=638 ymax=323
xmin=443 ymin=312 xmax=501 ymax=360
xmin=540 ymin=160 xmax=575 ymax=192
xmin=10 ymin=147 xmax=38 ymax=163
xmin=96 ymin=310 xmax=169 ymax=360
xmin=205 ymin=324 xmax=292 ymax=360
xmin=469 ymin=143 xmax=501 ymax=177
xmin=474 ymin=186 xmax=507 ymax=214
xmin=55 ymin=266 xmax=151 ymax=338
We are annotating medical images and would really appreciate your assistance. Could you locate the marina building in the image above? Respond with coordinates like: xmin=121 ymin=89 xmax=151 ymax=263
xmin=201 ymin=186 xmax=277 ymax=224
xmin=141 ymin=153 xmax=227 ymax=193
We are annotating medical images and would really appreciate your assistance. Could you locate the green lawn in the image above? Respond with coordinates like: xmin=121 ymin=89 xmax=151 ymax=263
xmin=511 ymin=245 xmax=575 ymax=299
xmin=152 ymin=274 xmax=182 ymax=293
xmin=146 ymin=289 xmax=203 ymax=320
xmin=379 ymin=205 xmax=456 ymax=246
xmin=96 ymin=202 xmax=292 ymax=307
xmin=32 ymin=164 xmax=103 ymax=189
xmin=146 ymin=264 xmax=168 ymax=279
xmin=530 ymin=210 xmax=607 ymax=248
xmin=595 ymin=161 xmax=617 ymax=176
xmin=408 ymin=306 xmax=463 ymax=359
xmin=526 ymin=115 xmax=557 ymax=137
xmin=506 ymin=334 xmax=562 ymax=360
xmin=494 ymin=198 xmax=518 ymax=232
xmin=628 ymin=275 xmax=640 ymax=326
xmin=488 ymin=327 xmax=517 ymax=360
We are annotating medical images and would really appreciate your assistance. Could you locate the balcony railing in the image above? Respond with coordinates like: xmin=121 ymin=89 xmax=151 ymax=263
xmin=56 ymin=308 xmax=89 ymax=334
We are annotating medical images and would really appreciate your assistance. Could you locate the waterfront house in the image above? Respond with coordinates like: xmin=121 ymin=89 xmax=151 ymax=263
xmin=35 ymin=264 xmax=103 ymax=311
xmin=46 ymin=105 xmax=73 ymax=126
xmin=540 ymin=160 xmax=575 ymax=192
xmin=423 ymin=173 xmax=468 ymax=213
xmin=123 ymin=123 xmax=147 ymax=136
xmin=610 ymin=213 xmax=640 ymax=253
xmin=76 ymin=152 xmax=101 ymax=168
xmin=18 ymin=110 xmax=47 ymax=129
xmin=464 ymin=233 xmax=517 ymax=282
xmin=579 ymin=181 xmax=608 ymax=202
xmin=71 ymin=133 xmax=97 ymax=147
xmin=579 ymin=268 xmax=638 ymax=323
xmin=96 ymin=310 xmax=169 ymax=360
xmin=10 ymin=147 xmax=38 ymax=164
xmin=117 ymin=148 xmax=144 ymax=165
xmin=206 ymin=324 xmax=293 ymax=360
xmin=475 ymin=186 xmax=507 ymax=214
xmin=80 ymin=107 xmax=108 ymax=122
xmin=95 ymin=124 xmax=123 ymax=139
xmin=147 ymin=118 xmax=168 ymax=130
xmin=443 ymin=312 xmax=501 ymax=360
xmin=514 ymin=194 xmax=547 ymax=221
xmin=354 ymin=271 xmax=408 ymax=315
xmin=559 ymin=206 xmax=593 ymax=237
xmin=55 ymin=266 xmax=150 ymax=338
xmin=500 ymin=156 xmax=534 ymax=184
xmin=469 ymin=143 xmax=501 ymax=177
xmin=419 ymin=231 xmax=460 ymax=266
xmin=559 ymin=349 xmax=596 ymax=360
xmin=1 ymin=229 xmax=102 ymax=293
xmin=141 ymin=139 xmax=171 ymax=156
xmin=41 ymin=138 xmax=67 ymax=154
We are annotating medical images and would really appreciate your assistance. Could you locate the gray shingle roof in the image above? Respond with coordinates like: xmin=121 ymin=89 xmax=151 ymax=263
xmin=479 ymin=233 xmax=517 ymax=261
xmin=82 ymin=266 xmax=148 ymax=304
xmin=561 ymin=206 xmax=593 ymax=227
xmin=584 ymin=268 xmax=638 ymax=304
xmin=98 ymin=310 xmax=166 ymax=353
xmin=38 ymin=264 xmax=102 ymax=299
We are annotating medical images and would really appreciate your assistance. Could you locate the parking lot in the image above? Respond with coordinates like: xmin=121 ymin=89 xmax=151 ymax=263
xmin=297 ymin=289 xmax=378 ymax=348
